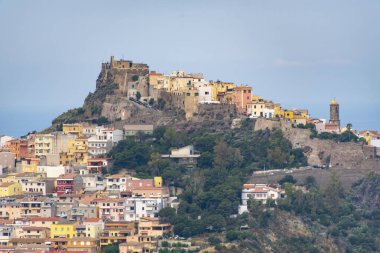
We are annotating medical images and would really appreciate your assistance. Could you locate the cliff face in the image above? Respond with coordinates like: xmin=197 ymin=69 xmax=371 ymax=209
xmin=352 ymin=173 xmax=380 ymax=209
xmin=253 ymin=118 xmax=378 ymax=170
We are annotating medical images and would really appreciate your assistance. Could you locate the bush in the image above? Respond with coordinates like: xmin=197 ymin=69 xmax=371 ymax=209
xmin=278 ymin=175 xmax=297 ymax=186
xmin=132 ymin=75 xmax=139 ymax=82
xmin=208 ymin=235 xmax=221 ymax=246
xmin=226 ymin=230 xmax=239 ymax=242
xmin=161 ymin=241 xmax=170 ymax=247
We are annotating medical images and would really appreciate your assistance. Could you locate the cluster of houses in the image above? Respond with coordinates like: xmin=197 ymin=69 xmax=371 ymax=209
xmin=0 ymin=123 xmax=208 ymax=252
xmin=0 ymin=169 xmax=174 ymax=252
xmin=148 ymin=69 xmax=313 ymax=124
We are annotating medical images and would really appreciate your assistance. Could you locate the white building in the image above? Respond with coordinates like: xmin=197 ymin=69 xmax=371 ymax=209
xmin=198 ymin=86 xmax=213 ymax=103
xmin=263 ymin=108 xmax=275 ymax=118
xmin=98 ymin=128 xmax=123 ymax=145
xmin=88 ymin=136 xmax=112 ymax=158
xmin=37 ymin=165 xmax=68 ymax=178
xmin=82 ymin=174 xmax=105 ymax=192
xmin=106 ymin=174 xmax=132 ymax=192
xmin=124 ymin=198 xmax=165 ymax=221
xmin=20 ymin=180 xmax=47 ymax=196
xmin=82 ymin=125 xmax=97 ymax=137
xmin=371 ymin=139 xmax=380 ymax=148
xmin=0 ymin=135 xmax=14 ymax=148
xmin=0 ymin=226 xmax=14 ymax=245
xmin=82 ymin=126 xmax=124 ymax=146
xmin=238 ymin=184 xmax=284 ymax=214
xmin=162 ymin=145 xmax=200 ymax=168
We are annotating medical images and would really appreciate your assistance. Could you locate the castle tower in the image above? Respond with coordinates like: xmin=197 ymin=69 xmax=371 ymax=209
xmin=110 ymin=56 xmax=115 ymax=68
xmin=329 ymin=99 xmax=340 ymax=129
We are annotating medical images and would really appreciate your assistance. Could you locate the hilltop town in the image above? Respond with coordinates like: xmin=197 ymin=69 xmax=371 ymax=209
xmin=0 ymin=57 xmax=379 ymax=253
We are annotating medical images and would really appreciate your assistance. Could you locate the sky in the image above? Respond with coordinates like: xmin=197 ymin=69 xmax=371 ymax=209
xmin=0 ymin=0 xmax=379 ymax=137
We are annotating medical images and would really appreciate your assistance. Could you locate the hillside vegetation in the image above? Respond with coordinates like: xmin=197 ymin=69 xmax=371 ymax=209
xmin=106 ymin=119 xmax=380 ymax=252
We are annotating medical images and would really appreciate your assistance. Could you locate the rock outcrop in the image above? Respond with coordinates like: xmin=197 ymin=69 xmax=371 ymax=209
xmin=253 ymin=118 xmax=379 ymax=170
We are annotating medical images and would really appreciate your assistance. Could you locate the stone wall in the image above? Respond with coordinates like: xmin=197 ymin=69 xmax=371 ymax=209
xmin=195 ymin=103 xmax=237 ymax=121
xmin=253 ymin=118 xmax=377 ymax=170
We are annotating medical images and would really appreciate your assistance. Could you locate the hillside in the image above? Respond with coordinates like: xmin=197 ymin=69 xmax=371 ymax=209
xmin=46 ymin=57 xmax=380 ymax=253
xmin=105 ymin=119 xmax=380 ymax=253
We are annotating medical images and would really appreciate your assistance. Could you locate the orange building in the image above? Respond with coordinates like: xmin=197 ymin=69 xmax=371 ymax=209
xmin=232 ymin=86 xmax=252 ymax=114
xmin=6 ymin=139 xmax=29 ymax=160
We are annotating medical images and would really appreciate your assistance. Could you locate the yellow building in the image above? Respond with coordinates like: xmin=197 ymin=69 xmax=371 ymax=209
xmin=247 ymin=99 xmax=266 ymax=117
xmin=83 ymin=218 xmax=104 ymax=238
xmin=284 ymin=110 xmax=294 ymax=120
xmin=138 ymin=217 xmax=171 ymax=237
xmin=99 ymin=222 xmax=135 ymax=247
xmin=119 ymin=236 xmax=157 ymax=253
xmin=63 ymin=124 xmax=83 ymax=137
xmin=34 ymin=134 xmax=54 ymax=157
xmin=50 ymin=222 xmax=77 ymax=239
xmin=208 ymin=81 xmax=235 ymax=101
xmin=153 ymin=177 xmax=162 ymax=187
xmin=21 ymin=157 xmax=40 ymax=173
xmin=0 ymin=182 xmax=22 ymax=197
xmin=0 ymin=202 xmax=22 ymax=219
xmin=66 ymin=238 xmax=98 ymax=253
xmin=283 ymin=109 xmax=309 ymax=125
xmin=274 ymin=105 xmax=284 ymax=118
xmin=149 ymin=72 xmax=171 ymax=91
xmin=60 ymin=137 xmax=88 ymax=165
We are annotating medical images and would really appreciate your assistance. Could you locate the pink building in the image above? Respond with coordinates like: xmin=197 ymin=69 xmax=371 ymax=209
xmin=232 ymin=86 xmax=252 ymax=114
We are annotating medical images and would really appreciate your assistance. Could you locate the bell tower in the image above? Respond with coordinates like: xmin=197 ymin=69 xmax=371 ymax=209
xmin=329 ymin=99 xmax=340 ymax=129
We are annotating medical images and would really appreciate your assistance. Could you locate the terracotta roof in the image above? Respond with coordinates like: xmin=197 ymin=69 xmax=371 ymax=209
xmin=88 ymin=158 xmax=112 ymax=161
xmin=243 ymin=184 xmax=283 ymax=193
xmin=97 ymin=198 xmax=125 ymax=202
xmin=106 ymin=174 xmax=130 ymax=179
xmin=0 ymin=182 xmax=17 ymax=187
xmin=84 ymin=218 xmax=102 ymax=223
xmin=133 ymin=187 xmax=165 ymax=190
xmin=29 ymin=217 xmax=60 ymax=222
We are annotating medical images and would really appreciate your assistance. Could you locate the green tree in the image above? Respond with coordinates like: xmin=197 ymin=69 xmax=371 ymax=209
xmin=132 ymin=75 xmax=139 ymax=82
xmin=136 ymin=91 xmax=141 ymax=101
xmin=157 ymin=98 xmax=166 ymax=109
xmin=304 ymin=176 xmax=318 ymax=190
xmin=278 ymin=175 xmax=297 ymax=186
xmin=213 ymin=140 xmax=242 ymax=171
xmin=324 ymin=172 xmax=345 ymax=217
xmin=96 ymin=116 xmax=109 ymax=126
xmin=148 ymin=152 xmax=169 ymax=176
xmin=159 ymin=207 xmax=177 ymax=224
xmin=267 ymin=146 xmax=287 ymax=168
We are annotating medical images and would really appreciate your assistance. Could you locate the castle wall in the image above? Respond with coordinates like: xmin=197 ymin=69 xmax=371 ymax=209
xmin=253 ymin=118 xmax=370 ymax=169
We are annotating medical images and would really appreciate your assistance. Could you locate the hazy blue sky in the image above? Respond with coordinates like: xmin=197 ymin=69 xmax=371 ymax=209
xmin=1 ymin=0 xmax=379 ymax=137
